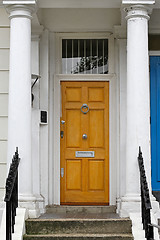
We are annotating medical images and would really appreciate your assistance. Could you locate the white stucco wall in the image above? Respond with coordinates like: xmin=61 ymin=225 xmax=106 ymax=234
xmin=0 ymin=8 xmax=9 ymax=204
xmin=0 ymin=7 xmax=9 ymax=223
xmin=149 ymin=9 xmax=160 ymax=32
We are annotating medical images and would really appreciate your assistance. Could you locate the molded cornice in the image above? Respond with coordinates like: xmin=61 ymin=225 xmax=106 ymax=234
xmin=122 ymin=0 xmax=155 ymax=5
xmin=3 ymin=0 xmax=37 ymax=4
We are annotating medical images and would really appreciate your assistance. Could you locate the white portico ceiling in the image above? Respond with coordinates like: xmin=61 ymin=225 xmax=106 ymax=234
xmin=37 ymin=0 xmax=122 ymax=8
xmin=1 ymin=0 xmax=160 ymax=8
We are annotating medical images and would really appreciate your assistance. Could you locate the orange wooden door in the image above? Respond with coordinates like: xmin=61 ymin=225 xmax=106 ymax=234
xmin=60 ymin=81 xmax=109 ymax=204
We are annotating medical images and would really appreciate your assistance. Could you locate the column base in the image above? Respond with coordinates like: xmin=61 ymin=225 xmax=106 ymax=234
xmin=117 ymin=194 xmax=141 ymax=217
xmin=117 ymin=194 xmax=160 ymax=218
xmin=18 ymin=194 xmax=45 ymax=218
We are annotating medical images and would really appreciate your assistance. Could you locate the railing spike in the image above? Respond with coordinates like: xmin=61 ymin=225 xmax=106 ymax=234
xmin=138 ymin=147 xmax=154 ymax=240
xmin=139 ymin=146 xmax=141 ymax=153
xmin=5 ymin=147 xmax=20 ymax=240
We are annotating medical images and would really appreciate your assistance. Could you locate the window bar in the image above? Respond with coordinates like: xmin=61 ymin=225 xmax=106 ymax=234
xmin=103 ymin=40 xmax=105 ymax=74
xmin=97 ymin=40 xmax=98 ymax=74
xmin=72 ymin=39 xmax=74 ymax=74
xmin=66 ymin=40 xmax=67 ymax=74
xmin=78 ymin=40 xmax=80 ymax=74
xmin=90 ymin=40 xmax=92 ymax=74
xmin=84 ymin=40 xmax=86 ymax=74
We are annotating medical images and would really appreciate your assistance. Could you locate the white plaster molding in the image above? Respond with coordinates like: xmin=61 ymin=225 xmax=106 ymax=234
xmin=125 ymin=5 xmax=151 ymax=20
xmin=114 ymin=25 xmax=127 ymax=39
xmin=121 ymin=194 xmax=141 ymax=202
xmin=3 ymin=0 xmax=37 ymax=5
xmin=31 ymin=25 xmax=43 ymax=38
xmin=18 ymin=194 xmax=44 ymax=218
xmin=122 ymin=0 xmax=155 ymax=5
xmin=31 ymin=33 xmax=40 ymax=41
xmin=55 ymin=74 xmax=115 ymax=81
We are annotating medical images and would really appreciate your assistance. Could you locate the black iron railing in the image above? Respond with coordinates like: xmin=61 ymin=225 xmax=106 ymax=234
xmin=4 ymin=148 xmax=20 ymax=240
xmin=138 ymin=147 xmax=154 ymax=240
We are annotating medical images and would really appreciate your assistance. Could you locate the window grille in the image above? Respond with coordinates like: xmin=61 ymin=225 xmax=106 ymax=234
xmin=62 ymin=39 xmax=108 ymax=74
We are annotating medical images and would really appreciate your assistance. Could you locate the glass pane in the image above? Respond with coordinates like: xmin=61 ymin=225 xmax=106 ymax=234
xmin=62 ymin=39 xmax=108 ymax=74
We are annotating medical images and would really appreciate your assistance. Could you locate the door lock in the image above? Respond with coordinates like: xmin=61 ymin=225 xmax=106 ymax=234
xmin=60 ymin=131 xmax=64 ymax=138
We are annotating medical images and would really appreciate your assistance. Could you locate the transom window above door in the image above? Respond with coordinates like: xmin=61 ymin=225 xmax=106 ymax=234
xmin=62 ymin=39 xmax=108 ymax=74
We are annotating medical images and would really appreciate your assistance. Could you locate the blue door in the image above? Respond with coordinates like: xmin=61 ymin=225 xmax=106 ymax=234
xmin=150 ymin=56 xmax=160 ymax=191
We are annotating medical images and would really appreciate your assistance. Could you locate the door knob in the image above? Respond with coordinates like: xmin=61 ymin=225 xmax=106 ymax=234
xmin=82 ymin=134 xmax=87 ymax=139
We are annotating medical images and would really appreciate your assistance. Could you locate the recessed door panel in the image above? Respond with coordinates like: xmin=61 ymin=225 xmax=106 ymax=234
xmin=60 ymin=81 xmax=109 ymax=204
xmin=66 ymin=110 xmax=81 ymax=148
xmin=66 ymin=160 xmax=82 ymax=190
xmin=88 ymin=87 xmax=104 ymax=102
xmin=66 ymin=87 xmax=82 ymax=102
xmin=89 ymin=110 xmax=104 ymax=148
xmin=88 ymin=160 xmax=104 ymax=191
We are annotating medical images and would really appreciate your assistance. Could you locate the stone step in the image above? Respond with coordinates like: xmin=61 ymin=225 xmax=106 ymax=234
xmin=25 ymin=218 xmax=132 ymax=235
xmin=46 ymin=206 xmax=116 ymax=214
xmin=23 ymin=233 xmax=134 ymax=240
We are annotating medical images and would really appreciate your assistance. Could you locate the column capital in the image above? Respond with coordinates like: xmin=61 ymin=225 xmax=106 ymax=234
xmin=125 ymin=4 xmax=152 ymax=21
xmin=3 ymin=0 xmax=37 ymax=19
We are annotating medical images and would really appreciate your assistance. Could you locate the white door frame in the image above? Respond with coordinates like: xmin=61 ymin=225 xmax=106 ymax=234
xmin=52 ymin=33 xmax=117 ymax=205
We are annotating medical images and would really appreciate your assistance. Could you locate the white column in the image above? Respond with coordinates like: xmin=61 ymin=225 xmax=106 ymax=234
xmin=120 ymin=5 xmax=151 ymax=216
xmin=4 ymin=2 xmax=38 ymax=217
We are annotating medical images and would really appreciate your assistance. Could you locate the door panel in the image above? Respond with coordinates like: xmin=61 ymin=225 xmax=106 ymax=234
xmin=66 ymin=160 xmax=82 ymax=190
xmin=66 ymin=110 xmax=81 ymax=148
xmin=88 ymin=87 xmax=104 ymax=102
xmin=89 ymin=110 xmax=104 ymax=148
xmin=88 ymin=160 xmax=104 ymax=191
xmin=66 ymin=87 xmax=82 ymax=102
xmin=60 ymin=81 xmax=109 ymax=204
